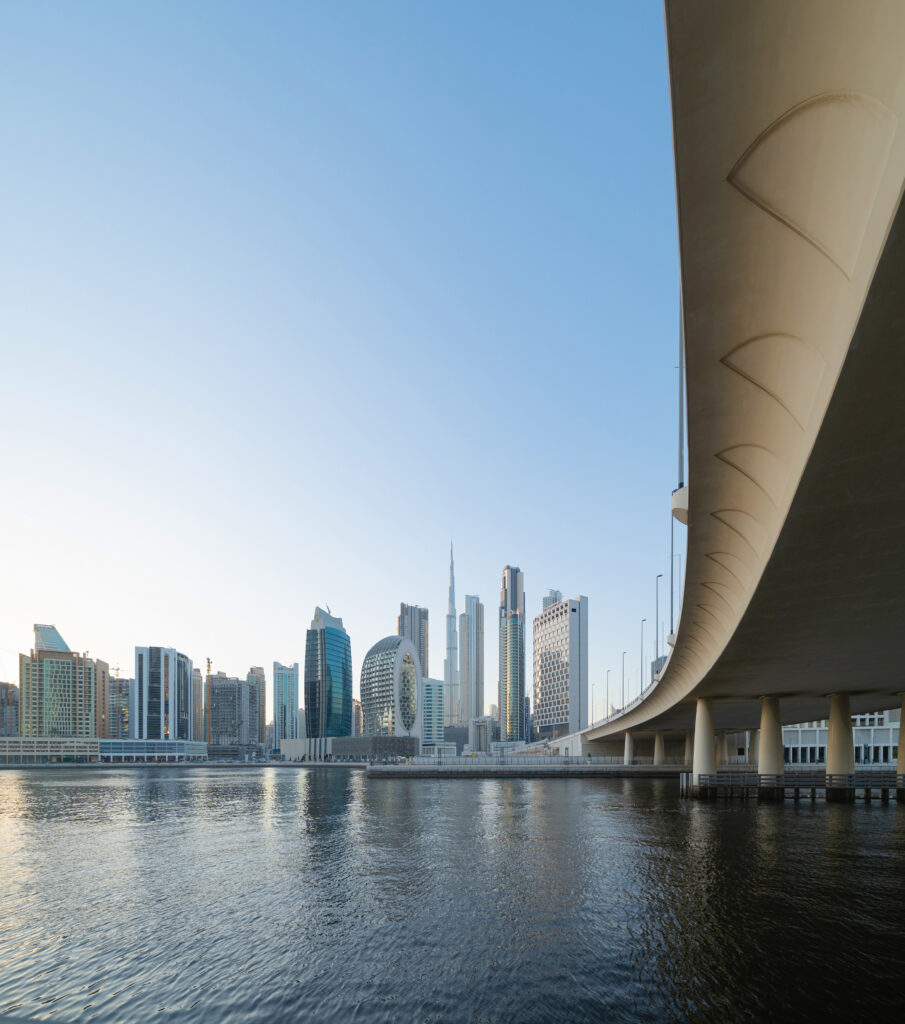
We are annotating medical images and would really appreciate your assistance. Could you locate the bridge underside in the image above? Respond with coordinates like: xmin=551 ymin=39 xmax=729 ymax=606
xmin=592 ymin=191 xmax=905 ymax=745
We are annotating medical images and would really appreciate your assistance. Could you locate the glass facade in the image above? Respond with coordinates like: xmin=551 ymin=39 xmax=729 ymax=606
xmin=499 ymin=616 xmax=525 ymax=742
xmin=273 ymin=662 xmax=299 ymax=747
xmin=134 ymin=648 xmax=193 ymax=740
xmin=498 ymin=567 xmax=526 ymax=743
xmin=305 ymin=609 xmax=352 ymax=739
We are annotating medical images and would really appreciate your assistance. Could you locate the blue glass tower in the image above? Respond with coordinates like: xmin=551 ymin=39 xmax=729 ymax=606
xmin=305 ymin=607 xmax=352 ymax=738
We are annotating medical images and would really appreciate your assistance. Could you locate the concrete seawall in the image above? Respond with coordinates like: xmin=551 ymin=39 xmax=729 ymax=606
xmin=367 ymin=764 xmax=684 ymax=779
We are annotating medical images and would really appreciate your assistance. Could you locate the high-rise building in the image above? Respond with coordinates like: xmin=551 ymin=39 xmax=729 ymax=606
xmin=208 ymin=671 xmax=259 ymax=757
xmin=351 ymin=699 xmax=362 ymax=736
xmin=533 ymin=592 xmax=588 ymax=739
xmin=360 ymin=636 xmax=421 ymax=739
xmin=248 ymin=666 xmax=267 ymax=748
xmin=298 ymin=708 xmax=307 ymax=740
xmin=305 ymin=607 xmax=352 ymax=738
xmin=0 ymin=682 xmax=19 ymax=737
xmin=498 ymin=567 xmax=526 ymax=742
xmin=19 ymin=625 xmax=109 ymax=738
xmin=397 ymin=603 xmax=429 ymax=678
xmin=444 ymin=544 xmax=460 ymax=726
xmin=459 ymin=595 xmax=484 ymax=722
xmin=273 ymin=662 xmax=299 ymax=748
xmin=422 ymin=678 xmax=445 ymax=747
xmin=192 ymin=667 xmax=203 ymax=741
xmin=109 ymin=676 xmax=133 ymax=739
xmin=133 ymin=647 xmax=194 ymax=741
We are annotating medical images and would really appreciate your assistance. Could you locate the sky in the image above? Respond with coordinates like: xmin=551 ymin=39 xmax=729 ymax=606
xmin=0 ymin=1 xmax=682 ymax=722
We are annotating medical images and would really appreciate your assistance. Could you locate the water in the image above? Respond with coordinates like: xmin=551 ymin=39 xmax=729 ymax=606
xmin=1 ymin=767 xmax=904 ymax=1023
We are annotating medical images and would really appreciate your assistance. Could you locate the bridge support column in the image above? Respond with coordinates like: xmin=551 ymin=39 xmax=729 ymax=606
xmin=715 ymin=730 xmax=728 ymax=766
xmin=692 ymin=698 xmax=715 ymax=795
xmin=758 ymin=697 xmax=784 ymax=801
xmin=826 ymin=693 xmax=855 ymax=803
xmin=684 ymin=731 xmax=693 ymax=764
xmin=623 ymin=732 xmax=634 ymax=766
xmin=653 ymin=733 xmax=665 ymax=765
xmin=898 ymin=694 xmax=905 ymax=802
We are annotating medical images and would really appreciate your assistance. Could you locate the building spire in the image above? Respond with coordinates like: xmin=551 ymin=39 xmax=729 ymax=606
xmin=448 ymin=541 xmax=456 ymax=614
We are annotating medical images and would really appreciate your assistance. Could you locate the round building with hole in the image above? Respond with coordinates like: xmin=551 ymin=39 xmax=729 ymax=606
xmin=360 ymin=636 xmax=422 ymax=742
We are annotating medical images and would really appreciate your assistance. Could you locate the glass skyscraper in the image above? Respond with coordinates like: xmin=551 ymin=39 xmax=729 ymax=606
xmin=498 ymin=566 xmax=526 ymax=742
xmin=304 ymin=607 xmax=352 ymax=738
xmin=272 ymin=661 xmax=299 ymax=748
xmin=133 ymin=647 xmax=194 ymax=741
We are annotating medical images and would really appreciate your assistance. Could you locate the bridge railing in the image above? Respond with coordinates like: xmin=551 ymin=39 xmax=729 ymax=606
xmin=693 ymin=771 xmax=905 ymax=789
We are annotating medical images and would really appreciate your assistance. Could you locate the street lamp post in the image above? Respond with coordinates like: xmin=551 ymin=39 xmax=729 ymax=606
xmin=621 ymin=651 xmax=627 ymax=709
xmin=640 ymin=619 xmax=646 ymax=697
xmin=606 ymin=669 xmax=611 ymax=720
xmin=656 ymin=574 xmax=663 ymax=663
xmin=592 ymin=681 xmax=596 ymax=727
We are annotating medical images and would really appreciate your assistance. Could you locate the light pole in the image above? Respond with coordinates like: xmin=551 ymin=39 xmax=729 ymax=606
xmin=621 ymin=651 xmax=627 ymax=709
xmin=655 ymin=575 xmax=663 ymax=663
xmin=640 ymin=618 xmax=646 ymax=697
xmin=606 ymin=669 xmax=611 ymax=720
xmin=592 ymin=680 xmax=596 ymax=726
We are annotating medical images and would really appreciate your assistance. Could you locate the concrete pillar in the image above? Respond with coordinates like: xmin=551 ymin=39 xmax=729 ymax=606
xmin=826 ymin=693 xmax=855 ymax=802
xmin=897 ymin=694 xmax=905 ymax=785
xmin=653 ymin=732 xmax=665 ymax=765
xmin=747 ymin=728 xmax=759 ymax=765
xmin=684 ymin=731 xmax=693 ymax=764
xmin=692 ymin=698 xmax=715 ymax=787
xmin=623 ymin=731 xmax=634 ymax=766
xmin=715 ymin=730 xmax=728 ymax=765
xmin=758 ymin=697 xmax=784 ymax=775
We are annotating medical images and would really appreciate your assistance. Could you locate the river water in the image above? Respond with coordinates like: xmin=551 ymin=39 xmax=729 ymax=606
xmin=1 ymin=766 xmax=904 ymax=1022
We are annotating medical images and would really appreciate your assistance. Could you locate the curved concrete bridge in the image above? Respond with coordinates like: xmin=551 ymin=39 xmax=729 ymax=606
xmin=582 ymin=1 xmax=905 ymax=795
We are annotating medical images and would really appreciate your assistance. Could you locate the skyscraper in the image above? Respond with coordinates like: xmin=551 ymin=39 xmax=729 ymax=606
xmin=422 ymin=678 xmax=445 ymax=747
xmin=133 ymin=647 xmax=194 ymax=740
xmin=459 ymin=594 xmax=484 ymax=721
xmin=360 ymin=636 xmax=421 ymax=738
xmin=192 ymin=667 xmax=203 ymax=741
xmin=444 ymin=544 xmax=460 ymax=726
xmin=397 ymin=603 xmax=429 ymax=677
xmin=208 ymin=671 xmax=259 ymax=758
xmin=248 ymin=666 xmax=267 ymax=748
xmin=351 ymin=700 xmax=361 ymax=736
xmin=533 ymin=592 xmax=588 ymax=739
xmin=273 ymin=662 xmax=299 ymax=748
xmin=109 ymin=676 xmax=133 ymax=739
xmin=498 ymin=566 xmax=526 ymax=742
xmin=305 ymin=607 xmax=352 ymax=738
xmin=19 ymin=625 xmax=109 ymax=738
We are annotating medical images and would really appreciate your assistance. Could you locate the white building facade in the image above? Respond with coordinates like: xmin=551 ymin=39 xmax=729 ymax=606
xmin=459 ymin=594 xmax=484 ymax=722
xmin=132 ymin=647 xmax=194 ymax=741
xmin=532 ymin=592 xmax=588 ymax=740
xmin=422 ymin=677 xmax=445 ymax=747
xmin=360 ymin=636 xmax=422 ymax=740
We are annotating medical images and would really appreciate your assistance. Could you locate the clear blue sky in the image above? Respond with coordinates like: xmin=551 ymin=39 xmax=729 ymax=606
xmin=0 ymin=1 xmax=682 ymax=720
